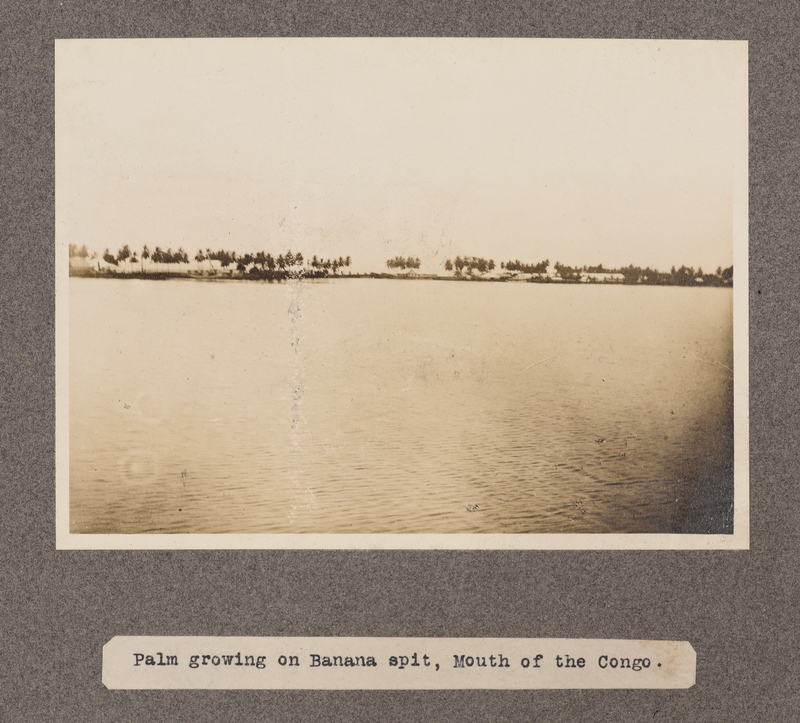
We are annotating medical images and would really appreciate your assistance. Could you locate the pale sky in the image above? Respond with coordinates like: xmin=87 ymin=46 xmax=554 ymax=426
xmin=56 ymin=38 xmax=747 ymax=273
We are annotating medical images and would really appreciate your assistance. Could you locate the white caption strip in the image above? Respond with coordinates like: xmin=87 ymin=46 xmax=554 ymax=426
xmin=103 ymin=637 xmax=695 ymax=689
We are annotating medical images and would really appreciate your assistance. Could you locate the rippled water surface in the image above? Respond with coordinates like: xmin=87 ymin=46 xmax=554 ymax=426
xmin=69 ymin=278 xmax=733 ymax=534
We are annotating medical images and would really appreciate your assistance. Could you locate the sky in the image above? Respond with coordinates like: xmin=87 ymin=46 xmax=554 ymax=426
xmin=56 ymin=38 xmax=747 ymax=274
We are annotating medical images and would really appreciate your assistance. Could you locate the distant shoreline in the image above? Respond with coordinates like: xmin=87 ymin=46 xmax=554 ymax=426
xmin=68 ymin=268 xmax=733 ymax=288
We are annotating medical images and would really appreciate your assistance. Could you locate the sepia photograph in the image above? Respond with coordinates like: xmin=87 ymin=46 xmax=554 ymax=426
xmin=55 ymin=38 xmax=748 ymax=548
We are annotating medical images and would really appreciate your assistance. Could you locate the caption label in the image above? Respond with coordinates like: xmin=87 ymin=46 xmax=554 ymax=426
xmin=103 ymin=637 xmax=695 ymax=689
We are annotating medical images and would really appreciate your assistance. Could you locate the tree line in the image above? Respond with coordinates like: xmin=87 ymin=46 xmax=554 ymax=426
xmin=617 ymin=264 xmax=733 ymax=286
xmin=502 ymin=259 xmax=549 ymax=274
xmin=442 ymin=254 xmax=733 ymax=286
xmin=444 ymin=256 xmax=496 ymax=274
xmin=70 ymin=244 xmax=733 ymax=287
xmin=70 ymin=244 xmax=352 ymax=279
xmin=386 ymin=256 xmax=421 ymax=271
xmin=557 ymin=262 xmax=734 ymax=286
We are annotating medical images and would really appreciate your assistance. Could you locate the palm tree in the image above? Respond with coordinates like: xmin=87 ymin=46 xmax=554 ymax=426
xmin=236 ymin=253 xmax=254 ymax=273
xmin=293 ymin=252 xmax=304 ymax=278
xmin=116 ymin=244 xmax=131 ymax=272
xmin=141 ymin=245 xmax=150 ymax=274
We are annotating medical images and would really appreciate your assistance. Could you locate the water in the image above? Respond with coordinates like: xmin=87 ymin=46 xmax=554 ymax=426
xmin=69 ymin=277 xmax=733 ymax=534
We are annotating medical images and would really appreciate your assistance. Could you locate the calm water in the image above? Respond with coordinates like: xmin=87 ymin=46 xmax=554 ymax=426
xmin=69 ymin=278 xmax=733 ymax=534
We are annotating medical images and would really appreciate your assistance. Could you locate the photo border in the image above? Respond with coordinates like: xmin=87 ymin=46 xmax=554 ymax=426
xmin=54 ymin=38 xmax=749 ymax=551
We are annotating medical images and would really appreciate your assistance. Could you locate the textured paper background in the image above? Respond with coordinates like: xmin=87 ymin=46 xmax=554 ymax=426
xmin=1 ymin=2 xmax=797 ymax=721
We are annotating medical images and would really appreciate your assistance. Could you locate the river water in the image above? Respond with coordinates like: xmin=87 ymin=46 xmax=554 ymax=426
xmin=69 ymin=277 xmax=733 ymax=535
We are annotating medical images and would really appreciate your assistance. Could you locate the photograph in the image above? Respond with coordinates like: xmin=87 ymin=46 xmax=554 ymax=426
xmin=55 ymin=38 xmax=748 ymax=548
